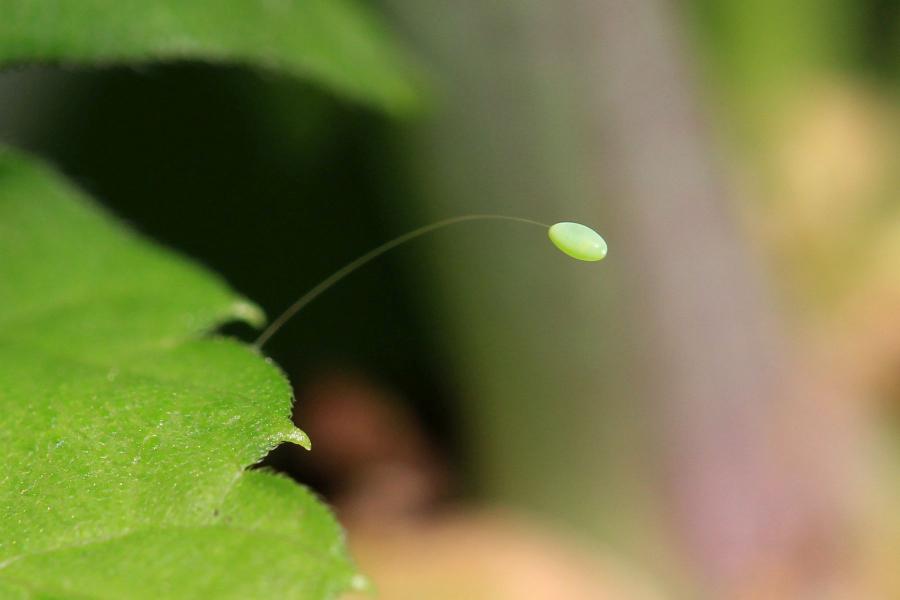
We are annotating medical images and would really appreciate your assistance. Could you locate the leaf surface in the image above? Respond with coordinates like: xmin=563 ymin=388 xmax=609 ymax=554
xmin=0 ymin=147 xmax=357 ymax=599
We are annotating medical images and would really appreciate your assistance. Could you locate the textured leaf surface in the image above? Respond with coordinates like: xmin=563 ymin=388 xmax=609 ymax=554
xmin=0 ymin=0 xmax=418 ymax=112
xmin=0 ymin=147 xmax=358 ymax=599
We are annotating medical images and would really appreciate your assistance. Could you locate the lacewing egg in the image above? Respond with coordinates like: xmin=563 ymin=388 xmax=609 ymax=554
xmin=548 ymin=222 xmax=607 ymax=261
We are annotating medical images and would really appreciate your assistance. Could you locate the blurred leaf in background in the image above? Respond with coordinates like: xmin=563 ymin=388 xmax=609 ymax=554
xmin=0 ymin=0 xmax=420 ymax=112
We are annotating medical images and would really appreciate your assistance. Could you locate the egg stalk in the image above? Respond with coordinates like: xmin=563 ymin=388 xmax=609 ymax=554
xmin=252 ymin=214 xmax=549 ymax=349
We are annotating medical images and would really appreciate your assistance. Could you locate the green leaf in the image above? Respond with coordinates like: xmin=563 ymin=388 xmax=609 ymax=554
xmin=0 ymin=0 xmax=419 ymax=113
xmin=0 ymin=147 xmax=359 ymax=599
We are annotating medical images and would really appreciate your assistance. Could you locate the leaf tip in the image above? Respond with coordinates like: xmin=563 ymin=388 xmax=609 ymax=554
xmin=282 ymin=428 xmax=312 ymax=451
xmin=230 ymin=300 xmax=266 ymax=328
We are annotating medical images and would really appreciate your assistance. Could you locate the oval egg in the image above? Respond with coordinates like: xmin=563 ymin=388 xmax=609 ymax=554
xmin=548 ymin=222 xmax=607 ymax=261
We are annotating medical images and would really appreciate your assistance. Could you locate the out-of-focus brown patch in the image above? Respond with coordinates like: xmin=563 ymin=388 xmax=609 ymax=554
xmin=294 ymin=370 xmax=451 ymax=522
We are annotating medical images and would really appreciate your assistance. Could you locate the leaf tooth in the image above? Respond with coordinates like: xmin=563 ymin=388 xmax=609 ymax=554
xmin=229 ymin=300 xmax=266 ymax=328
xmin=280 ymin=428 xmax=312 ymax=451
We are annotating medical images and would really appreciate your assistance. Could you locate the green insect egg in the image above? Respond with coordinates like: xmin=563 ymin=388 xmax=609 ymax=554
xmin=548 ymin=222 xmax=607 ymax=261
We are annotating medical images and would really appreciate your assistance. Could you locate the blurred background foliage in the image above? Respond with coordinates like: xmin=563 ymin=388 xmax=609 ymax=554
xmin=0 ymin=1 xmax=897 ymax=598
